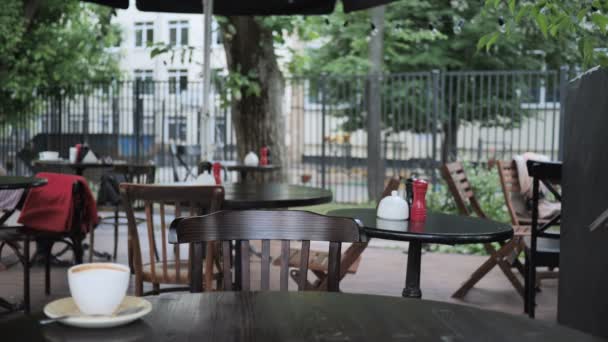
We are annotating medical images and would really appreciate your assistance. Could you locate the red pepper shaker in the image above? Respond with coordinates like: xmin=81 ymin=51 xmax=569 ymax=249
xmin=212 ymin=162 xmax=222 ymax=185
xmin=410 ymin=179 xmax=428 ymax=222
xmin=260 ymin=146 xmax=269 ymax=166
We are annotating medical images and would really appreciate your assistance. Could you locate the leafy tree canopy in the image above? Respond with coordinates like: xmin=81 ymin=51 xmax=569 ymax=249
xmin=479 ymin=0 xmax=608 ymax=68
xmin=0 ymin=0 xmax=121 ymax=123
xmin=298 ymin=0 xmax=578 ymax=75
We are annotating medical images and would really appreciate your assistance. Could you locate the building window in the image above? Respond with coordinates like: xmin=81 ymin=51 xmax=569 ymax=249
xmin=135 ymin=22 xmax=154 ymax=47
xmin=169 ymin=20 xmax=189 ymax=47
xmin=168 ymin=69 xmax=188 ymax=94
xmin=168 ymin=116 xmax=188 ymax=141
xmin=134 ymin=69 xmax=154 ymax=95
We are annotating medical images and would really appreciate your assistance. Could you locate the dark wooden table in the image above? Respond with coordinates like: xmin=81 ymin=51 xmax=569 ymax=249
xmin=0 ymin=176 xmax=47 ymax=191
xmin=1 ymin=292 xmax=601 ymax=342
xmin=219 ymin=183 xmax=332 ymax=209
xmin=32 ymin=160 xmax=125 ymax=176
xmin=328 ymin=208 xmax=513 ymax=298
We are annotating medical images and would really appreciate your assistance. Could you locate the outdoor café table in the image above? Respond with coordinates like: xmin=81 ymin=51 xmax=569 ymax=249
xmin=225 ymin=164 xmax=281 ymax=183
xmin=328 ymin=208 xmax=513 ymax=299
xmin=32 ymin=160 xmax=127 ymax=176
xmin=2 ymin=292 xmax=602 ymax=342
xmin=0 ymin=176 xmax=47 ymax=313
xmin=222 ymin=182 xmax=332 ymax=209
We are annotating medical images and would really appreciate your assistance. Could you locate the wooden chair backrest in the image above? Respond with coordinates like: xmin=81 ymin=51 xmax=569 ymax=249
xmin=169 ymin=210 xmax=362 ymax=293
xmin=496 ymin=160 xmax=522 ymax=226
xmin=441 ymin=162 xmax=486 ymax=219
xmin=120 ymin=184 xmax=224 ymax=288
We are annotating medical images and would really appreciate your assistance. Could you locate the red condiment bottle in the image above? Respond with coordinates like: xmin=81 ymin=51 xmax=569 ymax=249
xmin=212 ymin=162 xmax=222 ymax=185
xmin=410 ymin=179 xmax=428 ymax=222
xmin=260 ymin=146 xmax=269 ymax=166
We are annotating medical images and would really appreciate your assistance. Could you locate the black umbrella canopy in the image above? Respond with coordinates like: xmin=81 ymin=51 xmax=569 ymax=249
xmin=135 ymin=0 xmax=394 ymax=14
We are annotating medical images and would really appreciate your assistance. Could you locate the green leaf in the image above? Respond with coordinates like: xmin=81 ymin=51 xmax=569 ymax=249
xmin=509 ymin=0 xmax=516 ymax=14
xmin=536 ymin=13 xmax=549 ymax=37
xmin=476 ymin=32 xmax=493 ymax=51
xmin=591 ymin=13 xmax=608 ymax=34
xmin=486 ymin=32 xmax=500 ymax=51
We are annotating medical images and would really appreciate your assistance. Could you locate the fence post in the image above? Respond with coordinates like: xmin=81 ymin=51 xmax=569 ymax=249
xmin=134 ymin=80 xmax=142 ymax=162
xmin=558 ymin=65 xmax=569 ymax=161
xmin=431 ymin=70 xmax=440 ymax=184
xmin=321 ymin=75 xmax=327 ymax=189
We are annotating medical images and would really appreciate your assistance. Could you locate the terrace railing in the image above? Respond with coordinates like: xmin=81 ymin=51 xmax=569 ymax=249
xmin=0 ymin=68 xmax=570 ymax=203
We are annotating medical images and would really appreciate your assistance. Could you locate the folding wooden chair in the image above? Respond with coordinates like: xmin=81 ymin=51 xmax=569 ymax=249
xmin=443 ymin=162 xmax=525 ymax=299
xmin=277 ymin=177 xmax=401 ymax=290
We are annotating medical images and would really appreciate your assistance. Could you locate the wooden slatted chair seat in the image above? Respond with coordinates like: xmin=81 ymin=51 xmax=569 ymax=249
xmin=142 ymin=260 xmax=223 ymax=285
xmin=142 ymin=260 xmax=189 ymax=284
xmin=274 ymin=248 xmax=362 ymax=274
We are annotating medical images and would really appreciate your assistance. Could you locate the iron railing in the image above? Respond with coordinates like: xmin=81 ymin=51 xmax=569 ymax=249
xmin=0 ymin=68 xmax=570 ymax=203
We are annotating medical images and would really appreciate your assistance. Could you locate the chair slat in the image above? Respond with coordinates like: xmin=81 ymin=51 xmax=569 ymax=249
xmin=144 ymin=202 xmax=156 ymax=281
xmin=174 ymin=203 xmax=181 ymax=281
xmin=261 ymin=240 xmax=270 ymax=291
xmin=327 ymin=242 xmax=342 ymax=292
xmin=298 ymin=241 xmax=310 ymax=291
xmin=280 ymin=240 xmax=290 ymax=291
xmin=159 ymin=203 xmax=168 ymax=280
xmin=190 ymin=242 xmax=204 ymax=293
xmin=240 ymin=241 xmax=250 ymax=290
xmin=222 ymin=241 xmax=232 ymax=291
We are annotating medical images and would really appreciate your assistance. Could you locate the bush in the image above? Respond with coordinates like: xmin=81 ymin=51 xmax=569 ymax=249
xmin=426 ymin=163 xmax=510 ymax=255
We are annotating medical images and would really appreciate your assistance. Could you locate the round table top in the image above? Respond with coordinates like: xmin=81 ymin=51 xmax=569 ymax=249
xmin=0 ymin=176 xmax=47 ymax=190
xmin=33 ymin=160 xmax=124 ymax=169
xmin=5 ymin=292 xmax=601 ymax=342
xmin=328 ymin=208 xmax=513 ymax=244
xmin=223 ymin=183 xmax=332 ymax=209
xmin=225 ymin=164 xmax=281 ymax=172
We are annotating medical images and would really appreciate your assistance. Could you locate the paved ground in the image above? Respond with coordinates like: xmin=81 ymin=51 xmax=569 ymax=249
xmin=0 ymin=217 xmax=558 ymax=322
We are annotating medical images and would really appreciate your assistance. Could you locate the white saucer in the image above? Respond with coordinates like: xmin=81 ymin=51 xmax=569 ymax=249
xmin=43 ymin=296 xmax=152 ymax=329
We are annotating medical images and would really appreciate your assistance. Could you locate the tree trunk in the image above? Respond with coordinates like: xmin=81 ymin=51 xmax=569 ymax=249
xmin=367 ymin=6 xmax=386 ymax=201
xmin=221 ymin=17 xmax=286 ymax=180
xmin=440 ymin=113 xmax=458 ymax=163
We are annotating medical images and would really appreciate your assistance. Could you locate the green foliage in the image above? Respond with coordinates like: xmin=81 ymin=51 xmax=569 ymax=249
xmin=479 ymin=0 xmax=607 ymax=68
xmin=294 ymin=0 xmax=576 ymax=145
xmin=0 ymin=0 xmax=121 ymax=123
xmin=427 ymin=163 xmax=510 ymax=255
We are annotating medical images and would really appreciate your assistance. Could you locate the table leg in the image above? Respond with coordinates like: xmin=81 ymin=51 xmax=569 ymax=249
xmin=234 ymin=240 xmax=241 ymax=290
xmin=402 ymin=241 xmax=422 ymax=299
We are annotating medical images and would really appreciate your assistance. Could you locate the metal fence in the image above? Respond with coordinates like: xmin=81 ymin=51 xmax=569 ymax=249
xmin=0 ymin=68 xmax=569 ymax=203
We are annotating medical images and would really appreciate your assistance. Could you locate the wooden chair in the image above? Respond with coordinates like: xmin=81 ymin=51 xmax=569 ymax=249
xmin=442 ymin=163 xmax=525 ymax=299
xmin=120 ymin=184 xmax=224 ymax=296
xmin=497 ymin=161 xmax=559 ymax=298
xmin=169 ymin=210 xmax=363 ymax=292
xmin=98 ymin=164 xmax=156 ymax=260
xmin=525 ymin=160 xmax=561 ymax=318
xmin=279 ymin=177 xmax=402 ymax=290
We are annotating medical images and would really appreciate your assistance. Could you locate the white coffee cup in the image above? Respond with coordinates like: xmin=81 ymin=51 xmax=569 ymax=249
xmin=68 ymin=263 xmax=130 ymax=316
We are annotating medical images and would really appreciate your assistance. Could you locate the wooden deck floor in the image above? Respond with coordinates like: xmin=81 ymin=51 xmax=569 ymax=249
xmin=0 ymin=218 xmax=558 ymax=321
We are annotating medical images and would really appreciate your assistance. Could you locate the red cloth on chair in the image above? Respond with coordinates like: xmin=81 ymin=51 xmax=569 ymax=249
xmin=18 ymin=172 xmax=98 ymax=233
